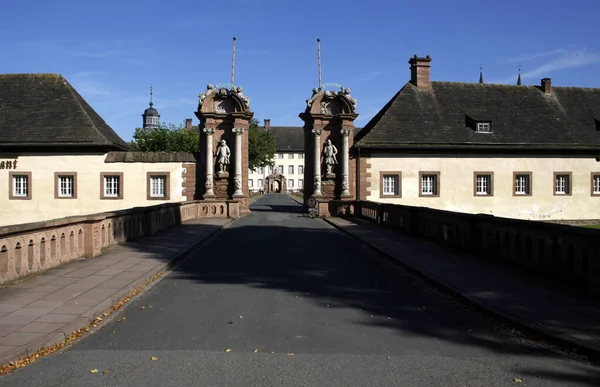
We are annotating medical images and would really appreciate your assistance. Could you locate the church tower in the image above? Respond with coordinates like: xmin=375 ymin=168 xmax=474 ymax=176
xmin=142 ymin=85 xmax=160 ymax=129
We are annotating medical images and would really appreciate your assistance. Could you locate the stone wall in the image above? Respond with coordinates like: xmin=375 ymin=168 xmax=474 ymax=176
xmin=0 ymin=200 xmax=239 ymax=285
xmin=330 ymin=200 xmax=600 ymax=296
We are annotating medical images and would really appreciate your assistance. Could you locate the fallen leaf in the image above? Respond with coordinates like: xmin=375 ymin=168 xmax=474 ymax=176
xmin=253 ymin=349 xmax=258 ymax=353
xmin=288 ymin=353 xmax=294 ymax=356
xmin=90 ymin=369 xmax=99 ymax=373
xmin=140 ymin=306 xmax=146 ymax=310
xmin=225 ymin=349 xmax=232 ymax=353
xmin=239 ymin=316 xmax=243 ymax=319
xmin=151 ymin=357 xmax=158 ymax=361
xmin=103 ymin=370 xmax=109 ymax=374
xmin=513 ymin=378 xmax=522 ymax=383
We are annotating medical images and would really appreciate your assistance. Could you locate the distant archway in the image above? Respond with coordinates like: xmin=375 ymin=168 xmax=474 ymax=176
xmin=265 ymin=173 xmax=287 ymax=193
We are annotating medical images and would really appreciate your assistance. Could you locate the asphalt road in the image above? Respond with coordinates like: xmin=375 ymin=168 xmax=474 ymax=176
xmin=1 ymin=194 xmax=599 ymax=386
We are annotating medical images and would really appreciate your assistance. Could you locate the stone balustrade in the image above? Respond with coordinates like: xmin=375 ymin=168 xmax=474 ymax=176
xmin=330 ymin=200 xmax=600 ymax=296
xmin=0 ymin=200 xmax=238 ymax=285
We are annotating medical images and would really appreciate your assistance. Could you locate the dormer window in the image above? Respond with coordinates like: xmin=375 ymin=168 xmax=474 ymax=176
xmin=476 ymin=122 xmax=491 ymax=133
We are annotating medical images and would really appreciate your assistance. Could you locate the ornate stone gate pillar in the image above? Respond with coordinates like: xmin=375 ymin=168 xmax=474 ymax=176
xmin=299 ymin=86 xmax=358 ymax=216
xmin=195 ymin=84 xmax=253 ymax=214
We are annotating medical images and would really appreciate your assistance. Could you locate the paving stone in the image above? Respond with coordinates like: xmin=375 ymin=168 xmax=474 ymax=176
xmin=0 ymin=305 xmax=20 ymax=317
xmin=35 ymin=313 xmax=80 ymax=324
xmin=77 ymin=288 xmax=120 ymax=300
xmin=26 ymin=300 xmax=68 ymax=309
xmin=39 ymin=290 xmax=81 ymax=302
xmin=0 ymin=314 xmax=38 ymax=325
xmin=0 ymin=331 xmax=45 ymax=346
xmin=0 ymin=324 xmax=22 ymax=337
xmin=95 ymin=267 xmax=127 ymax=276
xmin=0 ymin=345 xmax=17 ymax=354
xmin=96 ymin=278 xmax=137 ymax=289
xmin=6 ymin=308 xmax=54 ymax=317
xmin=18 ymin=322 xmax=64 ymax=334
xmin=51 ymin=305 xmax=93 ymax=315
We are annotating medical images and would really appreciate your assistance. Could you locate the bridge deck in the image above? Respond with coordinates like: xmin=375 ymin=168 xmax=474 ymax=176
xmin=0 ymin=194 xmax=598 ymax=386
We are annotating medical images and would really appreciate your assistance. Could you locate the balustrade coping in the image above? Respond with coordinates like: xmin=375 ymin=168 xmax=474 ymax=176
xmin=0 ymin=199 xmax=235 ymax=238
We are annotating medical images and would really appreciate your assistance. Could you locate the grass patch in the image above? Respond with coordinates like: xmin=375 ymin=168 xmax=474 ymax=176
xmin=584 ymin=224 xmax=600 ymax=229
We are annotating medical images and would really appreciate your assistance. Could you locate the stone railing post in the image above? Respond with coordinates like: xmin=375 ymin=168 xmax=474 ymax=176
xmin=83 ymin=216 xmax=103 ymax=257
xmin=340 ymin=129 xmax=350 ymax=196
xmin=203 ymin=127 xmax=215 ymax=197
xmin=312 ymin=128 xmax=322 ymax=196
xmin=233 ymin=127 xmax=244 ymax=197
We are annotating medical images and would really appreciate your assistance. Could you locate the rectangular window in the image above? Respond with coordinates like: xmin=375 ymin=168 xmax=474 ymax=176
xmin=267 ymin=166 xmax=273 ymax=174
xmin=298 ymin=179 xmax=303 ymax=188
xmin=476 ymin=122 xmax=491 ymax=133
xmin=289 ymin=179 xmax=294 ymax=188
xmin=101 ymin=172 xmax=124 ymax=200
xmin=288 ymin=153 xmax=294 ymax=159
xmin=298 ymin=153 xmax=304 ymax=159
xmin=474 ymin=172 xmax=493 ymax=196
xmin=593 ymin=173 xmax=600 ymax=196
xmin=278 ymin=153 xmax=283 ymax=159
xmin=278 ymin=165 xmax=284 ymax=174
xmin=554 ymin=172 xmax=571 ymax=195
xmin=248 ymin=179 xmax=253 ymax=188
xmin=258 ymin=167 xmax=264 ymax=174
xmin=146 ymin=172 xmax=169 ymax=200
xmin=298 ymin=165 xmax=304 ymax=174
xmin=379 ymin=172 xmax=401 ymax=198
xmin=258 ymin=179 xmax=264 ymax=188
xmin=55 ymin=172 xmax=78 ymax=199
xmin=419 ymin=172 xmax=440 ymax=197
xmin=288 ymin=165 xmax=294 ymax=175
xmin=9 ymin=172 xmax=32 ymax=200
xmin=513 ymin=172 xmax=532 ymax=196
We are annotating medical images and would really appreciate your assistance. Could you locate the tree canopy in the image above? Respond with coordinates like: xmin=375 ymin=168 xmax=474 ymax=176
xmin=247 ymin=118 xmax=276 ymax=171
xmin=130 ymin=122 xmax=199 ymax=153
xmin=129 ymin=119 xmax=276 ymax=171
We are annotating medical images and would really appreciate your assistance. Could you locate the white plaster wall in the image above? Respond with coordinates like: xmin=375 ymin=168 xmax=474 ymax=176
xmin=368 ymin=154 xmax=600 ymax=221
xmin=248 ymin=152 xmax=305 ymax=191
xmin=0 ymin=154 xmax=186 ymax=227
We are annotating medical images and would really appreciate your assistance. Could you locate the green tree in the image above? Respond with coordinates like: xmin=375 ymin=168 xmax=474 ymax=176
xmin=247 ymin=118 xmax=276 ymax=171
xmin=130 ymin=122 xmax=199 ymax=153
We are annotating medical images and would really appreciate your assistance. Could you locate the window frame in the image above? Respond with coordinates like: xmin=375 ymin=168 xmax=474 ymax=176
xmin=288 ymin=153 xmax=294 ymax=159
xmin=553 ymin=172 xmax=572 ymax=196
xmin=298 ymin=165 xmax=304 ymax=174
xmin=248 ymin=179 xmax=254 ymax=188
xmin=476 ymin=122 xmax=492 ymax=133
xmin=379 ymin=171 xmax=402 ymax=198
xmin=100 ymin=172 xmax=124 ymax=200
xmin=513 ymin=171 xmax=532 ymax=196
xmin=298 ymin=153 xmax=304 ymax=159
xmin=419 ymin=171 xmax=440 ymax=197
xmin=258 ymin=179 xmax=263 ymax=188
xmin=298 ymin=179 xmax=303 ymax=188
xmin=146 ymin=172 xmax=170 ymax=200
xmin=288 ymin=165 xmax=294 ymax=175
xmin=54 ymin=172 xmax=78 ymax=199
xmin=9 ymin=171 xmax=32 ymax=200
xmin=278 ymin=165 xmax=284 ymax=174
xmin=289 ymin=179 xmax=294 ymax=188
xmin=591 ymin=173 xmax=600 ymax=196
xmin=473 ymin=172 xmax=493 ymax=197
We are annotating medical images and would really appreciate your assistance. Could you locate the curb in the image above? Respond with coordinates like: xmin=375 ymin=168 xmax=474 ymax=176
xmin=324 ymin=217 xmax=600 ymax=360
xmin=0 ymin=219 xmax=232 ymax=367
xmin=286 ymin=194 xmax=303 ymax=205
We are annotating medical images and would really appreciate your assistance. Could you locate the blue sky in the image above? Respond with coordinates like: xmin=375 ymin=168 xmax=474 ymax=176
xmin=2 ymin=0 xmax=600 ymax=142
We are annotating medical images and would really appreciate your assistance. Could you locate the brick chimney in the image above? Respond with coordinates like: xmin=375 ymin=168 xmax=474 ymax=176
xmin=264 ymin=119 xmax=271 ymax=129
xmin=185 ymin=118 xmax=192 ymax=129
xmin=409 ymin=55 xmax=432 ymax=88
xmin=541 ymin=78 xmax=552 ymax=94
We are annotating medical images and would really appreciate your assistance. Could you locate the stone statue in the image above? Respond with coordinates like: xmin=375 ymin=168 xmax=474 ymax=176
xmin=322 ymin=139 xmax=338 ymax=175
xmin=306 ymin=88 xmax=320 ymax=108
xmin=215 ymin=139 xmax=231 ymax=173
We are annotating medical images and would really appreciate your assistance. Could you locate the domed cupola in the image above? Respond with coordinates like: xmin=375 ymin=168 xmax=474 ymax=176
xmin=142 ymin=85 xmax=160 ymax=129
